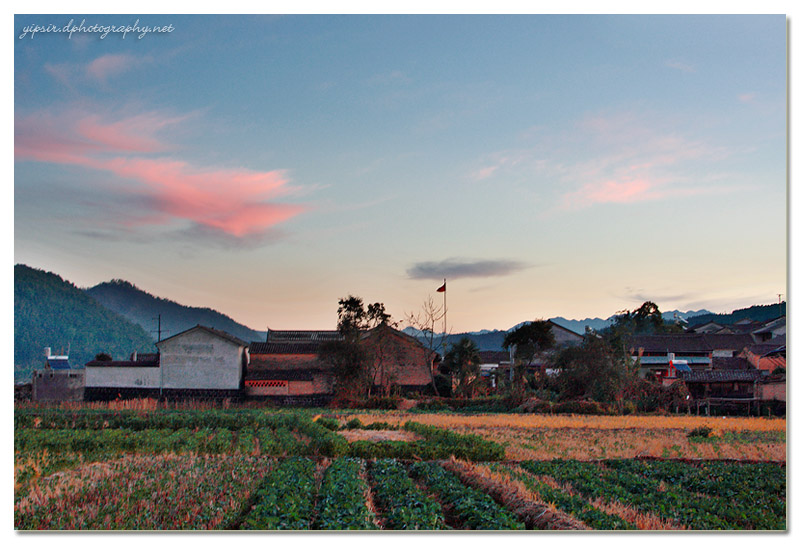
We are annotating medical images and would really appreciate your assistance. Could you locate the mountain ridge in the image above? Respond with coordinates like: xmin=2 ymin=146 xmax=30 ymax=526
xmin=14 ymin=265 xmax=156 ymax=382
xmin=85 ymin=279 xmax=266 ymax=343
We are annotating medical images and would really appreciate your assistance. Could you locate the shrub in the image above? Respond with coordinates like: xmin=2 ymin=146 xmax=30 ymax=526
xmin=315 ymin=417 xmax=341 ymax=431
xmin=345 ymin=418 xmax=364 ymax=430
xmin=687 ymin=426 xmax=713 ymax=439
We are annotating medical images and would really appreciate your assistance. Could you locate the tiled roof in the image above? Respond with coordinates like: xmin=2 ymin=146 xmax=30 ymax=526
xmin=156 ymin=325 xmax=249 ymax=347
xmin=266 ymin=329 xmax=341 ymax=343
xmin=678 ymin=369 xmax=763 ymax=383
xmin=753 ymin=317 xmax=786 ymax=335
xmin=630 ymin=333 xmax=755 ymax=354
xmin=701 ymin=334 xmax=754 ymax=351
xmin=630 ymin=334 xmax=713 ymax=353
xmin=712 ymin=357 xmax=752 ymax=370
xmin=250 ymin=342 xmax=322 ymax=355
xmin=85 ymin=359 xmax=159 ymax=368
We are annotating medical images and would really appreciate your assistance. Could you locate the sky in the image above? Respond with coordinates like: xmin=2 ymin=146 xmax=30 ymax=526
xmin=12 ymin=9 xmax=789 ymax=334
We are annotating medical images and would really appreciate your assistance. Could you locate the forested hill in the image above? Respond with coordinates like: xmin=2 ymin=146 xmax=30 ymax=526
xmin=14 ymin=265 xmax=156 ymax=382
xmin=685 ymin=302 xmax=786 ymax=327
xmin=85 ymin=280 xmax=265 ymax=343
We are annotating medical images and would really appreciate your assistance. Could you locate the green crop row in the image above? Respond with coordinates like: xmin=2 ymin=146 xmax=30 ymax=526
xmin=402 ymin=421 xmax=505 ymax=461
xmin=521 ymin=460 xmax=785 ymax=530
xmin=368 ymin=459 xmax=447 ymax=530
xmin=492 ymin=464 xmax=634 ymax=530
xmin=15 ymin=428 xmax=239 ymax=455
xmin=314 ymin=458 xmax=376 ymax=530
xmin=408 ymin=461 xmax=524 ymax=530
xmin=240 ymin=457 xmax=317 ymax=530
xmin=602 ymin=459 xmax=785 ymax=524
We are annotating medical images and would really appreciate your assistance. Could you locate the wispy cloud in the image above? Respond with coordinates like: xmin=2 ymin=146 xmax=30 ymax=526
xmin=86 ymin=53 xmax=144 ymax=83
xmin=472 ymin=109 xmax=735 ymax=211
xmin=407 ymin=258 xmax=529 ymax=280
xmin=46 ymin=53 xmax=154 ymax=88
xmin=738 ymin=92 xmax=757 ymax=103
xmin=665 ymin=60 xmax=696 ymax=73
xmin=15 ymin=107 xmax=308 ymax=240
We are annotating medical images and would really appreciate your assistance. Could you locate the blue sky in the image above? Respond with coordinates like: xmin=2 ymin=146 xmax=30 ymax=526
xmin=13 ymin=11 xmax=788 ymax=332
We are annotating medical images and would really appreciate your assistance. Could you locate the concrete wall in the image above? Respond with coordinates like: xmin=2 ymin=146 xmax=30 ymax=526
xmin=159 ymin=328 xmax=244 ymax=390
xmin=85 ymin=366 xmax=160 ymax=388
xmin=32 ymin=370 xmax=84 ymax=402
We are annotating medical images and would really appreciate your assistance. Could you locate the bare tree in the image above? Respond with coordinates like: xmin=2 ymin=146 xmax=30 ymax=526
xmin=405 ymin=295 xmax=449 ymax=396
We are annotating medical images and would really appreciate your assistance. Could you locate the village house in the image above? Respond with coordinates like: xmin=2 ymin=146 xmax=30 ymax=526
xmin=245 ymin=329 xmax=340 ymax=405
xmin=245 ymin=326 xmax=440 ymax=404
xmin=627 ymin=333 xmax=758 ymax=378
xmin=84 ymin=325 xmax=249 ymax=401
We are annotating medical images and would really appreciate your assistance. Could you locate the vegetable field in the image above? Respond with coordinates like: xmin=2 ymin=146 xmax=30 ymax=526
xmin=14 ymin=406 xmax=786 ymax=531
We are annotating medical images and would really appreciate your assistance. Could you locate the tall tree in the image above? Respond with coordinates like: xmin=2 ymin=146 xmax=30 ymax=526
xmin=551 ymin=334 xmax=635 ymax=404
xmin=606 ymin=301 xmax=681 ymax=357
xmin=502 ymin=320 xmax=556 ymax=401
xmin=441 ymin=337 xmax=482 ymax=399
xmin=322 ymin=295 xmax=392 ymax=398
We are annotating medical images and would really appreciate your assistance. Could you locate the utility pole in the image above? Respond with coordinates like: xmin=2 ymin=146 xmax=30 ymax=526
xmin=151 ymin=314 xmax=168 ymax=400
xmin=151 ymin=314 xmax=169 ymax=342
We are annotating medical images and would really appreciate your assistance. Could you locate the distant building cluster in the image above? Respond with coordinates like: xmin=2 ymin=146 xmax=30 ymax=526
xmin=32 ymin=324 xmax=439 ymax=406
xmin=28 ymin=316 xmax=786 ymax=413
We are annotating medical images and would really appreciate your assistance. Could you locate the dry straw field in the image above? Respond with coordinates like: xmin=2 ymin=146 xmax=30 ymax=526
xmin=346 ymin=412 xmax=786 ymax=462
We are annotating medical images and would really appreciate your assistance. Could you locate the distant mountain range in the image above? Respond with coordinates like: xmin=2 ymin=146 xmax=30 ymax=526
xmin=402 ymin=309 xmax=715 ymax=352
xmin=14 ymin=265 xmax=156 ymax=382
xmin=15 ymin=263 xmax=785 ymax=381
xmin=86 ymin=280 xmax=266 ymax=343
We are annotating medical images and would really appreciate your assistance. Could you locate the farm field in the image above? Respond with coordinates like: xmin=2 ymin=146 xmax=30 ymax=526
xmin=344 ymin=412 xmax=787 ymax=462
xmin=13 ymin=404 xmax=786 ymax=531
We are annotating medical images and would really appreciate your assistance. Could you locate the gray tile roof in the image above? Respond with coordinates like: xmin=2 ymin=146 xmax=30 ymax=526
xmin=266 ymin=329 xmax=341 ymax=343
xmin=678 ymin=369 xmax=763 ymax=383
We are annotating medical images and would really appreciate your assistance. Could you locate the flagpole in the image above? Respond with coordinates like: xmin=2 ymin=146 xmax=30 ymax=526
xmin=443 ymin=278 xmax=447 ymax=350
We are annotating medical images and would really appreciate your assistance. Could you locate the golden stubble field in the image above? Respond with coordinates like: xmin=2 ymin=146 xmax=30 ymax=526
xmin=338 ymin=412 xmax=786 ymax=462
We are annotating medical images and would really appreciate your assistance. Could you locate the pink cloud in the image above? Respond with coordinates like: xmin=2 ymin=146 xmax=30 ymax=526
xmin=15 ymin=109 xmax=307 ymax=239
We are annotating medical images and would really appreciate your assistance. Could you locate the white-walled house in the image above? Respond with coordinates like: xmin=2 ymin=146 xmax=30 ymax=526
xmin=84 ymin=325 xmax=249 ymax=401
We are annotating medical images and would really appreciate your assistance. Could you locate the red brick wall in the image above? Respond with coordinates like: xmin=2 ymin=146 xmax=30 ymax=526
xmin=362 ymin=330 xmax=435 ymax=389
xmin=249 ymin=353 xmax=319 ymax=370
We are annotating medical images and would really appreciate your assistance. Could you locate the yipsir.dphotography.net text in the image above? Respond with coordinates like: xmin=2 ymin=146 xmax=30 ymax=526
xmin=18 ymin=18 xmax=174 ymax=40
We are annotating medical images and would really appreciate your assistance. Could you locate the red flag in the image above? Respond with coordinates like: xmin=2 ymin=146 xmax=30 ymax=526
xmin=437 ymin=281 xmax=446 ymax=293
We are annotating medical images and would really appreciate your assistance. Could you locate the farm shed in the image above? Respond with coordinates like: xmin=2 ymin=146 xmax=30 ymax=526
xmin=31 ymin=349 xmax=84 ymax=402
xmin=678 ymin=369 xmax=764 ymax=415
